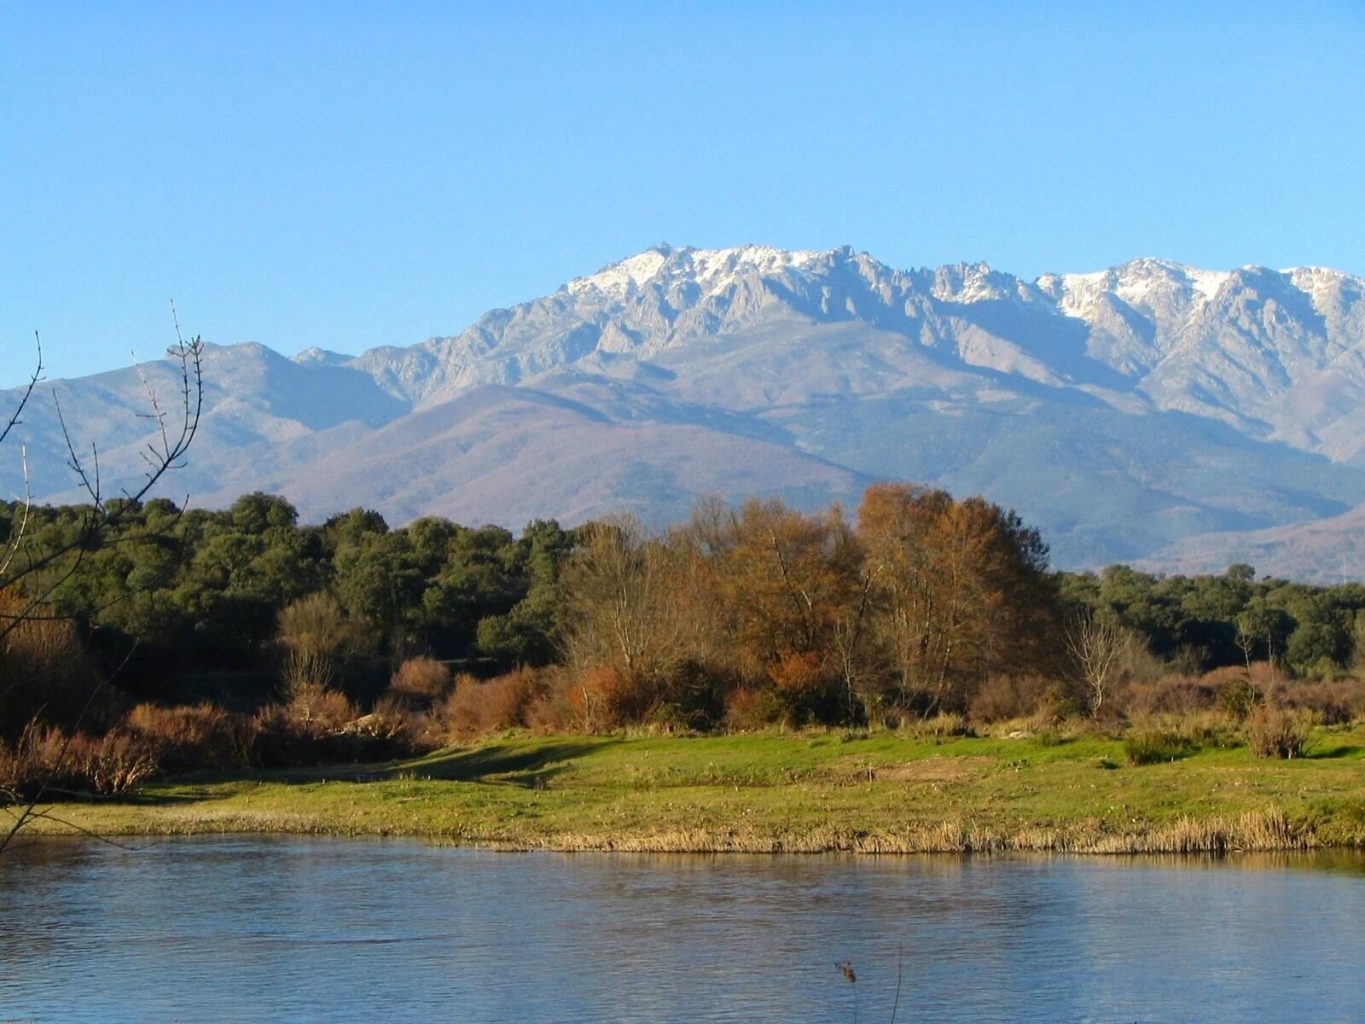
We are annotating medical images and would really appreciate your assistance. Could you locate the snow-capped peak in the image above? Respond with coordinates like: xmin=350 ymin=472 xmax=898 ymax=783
xmin=682 ymin=244 xmax=826 ymax=285
xmin=566 ymin=245 xmax=674 ymax=298
xmin=1285 ymin=265 xmax=1356 ymax=310
xmin=566 ymin=243 xmax=831 ymax=300
xmin=1184 ymin=267 xmax=1231 ymax=302
xmin=1053 ymin=258 xmax=1231 ymax=318
xmin=294 ymin=346 xmax=351 ymax=367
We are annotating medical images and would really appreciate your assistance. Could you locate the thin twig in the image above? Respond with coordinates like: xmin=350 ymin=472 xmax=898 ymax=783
xmin=0 ymin=444 xmax=32 ymax=578
xmin=889 ymin=942 xmax=904 ymax=1024
xmin=0 ymin=332 xmax=203 ymax=644
xmin=0 ymin=333 xmax=44 ymax=449
xmin=0 ymin=612 xmax=141 ymax=857
xmin=19 ymin=808 xmax=157 ymax=852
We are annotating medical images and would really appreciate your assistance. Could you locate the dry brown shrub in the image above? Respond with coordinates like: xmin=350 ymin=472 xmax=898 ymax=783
xmin=1264 ymin=678 xmax=1365 ymax=726
xmin=484 ymin=668 xmax=545 ymax=730
xmin=286 ymin=684 xmax=357 ymax=732
xmin=0 ymin=742 xmax=23 ymax=798
xmin=0 ymin=725 xmax=72 ymax=799
xmin=440 ymin=668 xmax=545 ymax=739
xmin=247 ymin=705 xmax=310 ymax=767
xmin=0 ymin=725 xmax=159 ymax=799
xmin=1121 ymin=676 xmax=1218 ymax=718
xmin=722 ymin=685 xmax=785 ymax=731
xmin=903 ymin=712 xmax=973 ymax=738
xmin=79 ymin=731 xmax=161 ymax=795
xmin=126 ymin=702 xmax=251 ymax=770
xmin=0 ymin=588 xmax=102 ymax=737
xmin=351 ymin=694 xmax=430 ymax=748
xmin=246 ymin=684 xmax=369 ymax=767
xmin=388 ymin=656 xmax=453 ymax=706
xmin=249 ymin=688 xmax=421 ymax=767
xmin=969 ymin=674 xmax=1053 ymax=723
xmin=1245 ymin=704 xmax=1313 ymax=759
xmin=523 ymin=671 xmax=578 ymax=734
xmin=1201 ymin=665 xmax=1252 ymax=688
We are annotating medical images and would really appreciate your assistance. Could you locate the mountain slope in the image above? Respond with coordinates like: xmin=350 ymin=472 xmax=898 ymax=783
xmin=1140 ymin=502 xmax=1365 ymax=583
xmin=5 ymin=244 xmax=1364 ymax=573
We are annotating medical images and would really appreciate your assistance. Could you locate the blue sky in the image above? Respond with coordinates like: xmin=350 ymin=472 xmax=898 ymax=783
xmin=2 ymin=1 xmax=1363 ymax=387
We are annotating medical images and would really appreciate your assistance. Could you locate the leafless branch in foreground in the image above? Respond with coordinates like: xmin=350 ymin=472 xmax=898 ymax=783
xmin=0 ymin=316 xmax=204 ymax=854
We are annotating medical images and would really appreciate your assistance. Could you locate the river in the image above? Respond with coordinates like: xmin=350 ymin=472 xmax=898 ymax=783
xmin=1 ymin=837 xmax=1362 ymax=1022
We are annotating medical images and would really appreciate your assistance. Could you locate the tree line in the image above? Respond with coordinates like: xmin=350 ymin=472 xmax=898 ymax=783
xmin=2 ymin=483 xmax=1363 ymax=744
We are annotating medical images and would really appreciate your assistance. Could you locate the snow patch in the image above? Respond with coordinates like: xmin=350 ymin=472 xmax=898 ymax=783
xmin=1286 ymin=266 xmax=1353 ymax=312
xmin=568 ymin=248 xmax=671 ymax=298
xmin=1054 ymin=260 xmax=1229 ymax=319
xmin=568 ymin=244 xmax=828 ymax=301
xmin=1185 ymin=268 xmax=1230 ymax=302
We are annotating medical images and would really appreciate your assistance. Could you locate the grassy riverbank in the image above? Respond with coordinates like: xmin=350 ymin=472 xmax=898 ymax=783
xmin=27 ymin=723 xmax=1365 ymax=853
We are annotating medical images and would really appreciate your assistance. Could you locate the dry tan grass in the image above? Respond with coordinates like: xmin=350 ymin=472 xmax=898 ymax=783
xmin=478 ymin=809 xmax=1315 ymax=856
xmin=822 ymin=755 xmax=990 ymax=786
xmin=23 ymin=804 xmax=1326 ymax=855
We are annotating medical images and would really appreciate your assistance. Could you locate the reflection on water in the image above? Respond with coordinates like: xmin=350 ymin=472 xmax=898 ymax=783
xmin=0 ymin=838 xmax=1362 ymax=1023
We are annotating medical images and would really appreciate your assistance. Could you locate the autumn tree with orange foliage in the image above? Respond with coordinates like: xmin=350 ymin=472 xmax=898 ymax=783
xmin=560 ymin=516 xmax=721 ymax=726
xmin=691 ymin=498 xmax=871 ymax=725
xmin=557 ymin=487 xmax=1061 ymax=728
xmin=857 ymin=483 xmax=1060 ymax=714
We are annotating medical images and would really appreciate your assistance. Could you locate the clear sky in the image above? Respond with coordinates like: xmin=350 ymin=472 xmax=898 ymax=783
xmin=2 ymin=1 xmax=1363 ymax=388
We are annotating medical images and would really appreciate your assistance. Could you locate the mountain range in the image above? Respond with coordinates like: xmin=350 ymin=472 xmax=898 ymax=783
xmin=5 ymin=244 xmax=1365 ymax=579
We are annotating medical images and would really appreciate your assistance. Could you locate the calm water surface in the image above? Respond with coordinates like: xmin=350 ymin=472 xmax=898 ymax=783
xmin=0 ymin=837 xmax=1361 ymax=1023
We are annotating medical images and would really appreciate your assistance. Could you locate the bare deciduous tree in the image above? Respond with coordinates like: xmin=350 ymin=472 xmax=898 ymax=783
xmin=561 ymin=516 xmax=693 ymax=684
xmin=1066 ymin=614 xmax=1125 ymax=715
xmin=276 ymin=592 xmax=369 ymax=705
xmin=1 ymin=323 xmax=203 ymax=855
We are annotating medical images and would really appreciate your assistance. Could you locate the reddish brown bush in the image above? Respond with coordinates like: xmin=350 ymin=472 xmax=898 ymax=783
xmin=388 ymin=656 xmax=454 ymax=706
xmin=126 ymin=702 xmax=251 ymax=771
xmin=440 ymin=668 xmax=546 ymax=739
xmin=565 ymin=665 xmax=630 ymax=732
xmin=0 ymin=725 xmax=159 ymax=800
xmin=723 ymin=685 xmax=786 ymax=731
xmin=765 ymin=652 xmax=842 ymax=726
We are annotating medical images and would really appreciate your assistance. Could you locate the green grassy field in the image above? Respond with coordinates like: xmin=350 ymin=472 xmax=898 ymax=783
xmin=27 ymin=724 xmax=1365 ymax=853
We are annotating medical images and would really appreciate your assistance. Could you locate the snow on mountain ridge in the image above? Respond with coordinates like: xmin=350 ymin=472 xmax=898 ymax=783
xmin=566 ymin=243 xmax=828 ymax=301
xmin=1052 ymin=258 xmax=1231 ymax=320
xmin=384 ymin=247 xmax=1365 ymax=436
xmin=8 ymin=245 xmax=1365 ymax=575
xmin=567 ymin=247 xmax=672 ymax=298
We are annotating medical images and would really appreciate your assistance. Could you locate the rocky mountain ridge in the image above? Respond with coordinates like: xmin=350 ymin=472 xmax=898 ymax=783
xmin=4 ymin=245 xmax=1364 ymax=577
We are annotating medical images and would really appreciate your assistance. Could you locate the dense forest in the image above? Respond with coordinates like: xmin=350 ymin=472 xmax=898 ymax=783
xmin=2 ymin=484 xmax=1363 ymax=793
